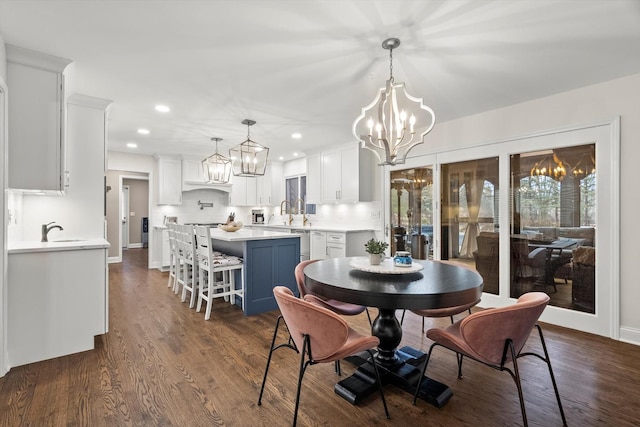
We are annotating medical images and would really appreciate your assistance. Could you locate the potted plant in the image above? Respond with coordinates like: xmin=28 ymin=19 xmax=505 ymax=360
xmin=365 ymin=238 xmax=389 ymax=265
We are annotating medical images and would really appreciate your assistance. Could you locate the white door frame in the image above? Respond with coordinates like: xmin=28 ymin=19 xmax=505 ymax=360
xmin=0 ymin=78 xmax=8 ymax=377
xmin=384 ymin=119 xmax=620 ymax=339
xmin=122 ymin=184 xmax=130 ymax=249
xmin=115 ymin=175 xmax=149 ymax=263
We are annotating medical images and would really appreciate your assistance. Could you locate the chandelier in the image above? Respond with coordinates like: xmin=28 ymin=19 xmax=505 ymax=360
xmin=353 ymin=38 xmax=435 ymax=166
xmin=530 ymin=152 xmax=566 ymax=181
xmin=570 ymin=152 xmax=596 ymax=179
xmin=229 ymin=119 xmax=269 ymax=177
xmin=202 ymin=137 xmax=231 ymax=184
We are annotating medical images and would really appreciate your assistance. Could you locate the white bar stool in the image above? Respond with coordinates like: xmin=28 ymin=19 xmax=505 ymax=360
xmin=166 ymin=223 xmax=179 ymax=290
xmin=176 ymin=224 xmax=198 ymax=307
xmin=194 ymin=226 xmax=244 ymax=320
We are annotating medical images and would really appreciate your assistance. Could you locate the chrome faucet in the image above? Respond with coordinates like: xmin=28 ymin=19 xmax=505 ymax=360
xmin=280 ymin=200 xmax=293 ymax=225
xmin=294 ymin=198 xmax=308 ymax=226
xmin=41 ymin=222 xmax=63 ymax=242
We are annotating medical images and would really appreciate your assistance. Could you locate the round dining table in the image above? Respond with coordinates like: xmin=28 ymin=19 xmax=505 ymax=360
xmin=304 ymin=256 xmax=484 ymax=407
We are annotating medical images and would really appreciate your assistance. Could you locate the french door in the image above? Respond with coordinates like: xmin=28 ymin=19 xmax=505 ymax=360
xmin=384 ymin=119 xmax=619 ymax=338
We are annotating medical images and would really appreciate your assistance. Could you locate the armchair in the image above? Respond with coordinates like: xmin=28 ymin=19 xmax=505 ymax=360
xmin=413 ymin=292 xmax=567 ymax=426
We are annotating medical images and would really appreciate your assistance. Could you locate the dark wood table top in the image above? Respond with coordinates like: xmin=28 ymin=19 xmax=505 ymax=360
xmin=304 ymin=257 xmax=483 ymax=311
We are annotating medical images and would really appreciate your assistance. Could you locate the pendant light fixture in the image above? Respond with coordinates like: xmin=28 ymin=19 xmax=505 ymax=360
xmin=202 ymin=137 xmax=232 ymax=184
xmin=230 ymin=119 xmax=269 ymax=177
xmin=353 ymin=38 xmax=435 ymax=166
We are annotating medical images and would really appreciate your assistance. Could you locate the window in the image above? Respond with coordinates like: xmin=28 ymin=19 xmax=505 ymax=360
xmin=285 ymin=175 xmax=316 ymax=215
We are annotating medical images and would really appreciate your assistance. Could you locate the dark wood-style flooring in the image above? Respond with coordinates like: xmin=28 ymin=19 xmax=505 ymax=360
xmin=1 ymin=248 xmax=639 ymax=426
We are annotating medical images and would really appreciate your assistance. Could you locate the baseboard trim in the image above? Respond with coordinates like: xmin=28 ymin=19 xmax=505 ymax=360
xmin=619 ymin=326 xmax=640 ymax=346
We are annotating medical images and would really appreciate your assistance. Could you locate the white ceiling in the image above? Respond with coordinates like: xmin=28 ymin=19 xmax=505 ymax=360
xmin=1 ymin=0 xmax=640 ymax=162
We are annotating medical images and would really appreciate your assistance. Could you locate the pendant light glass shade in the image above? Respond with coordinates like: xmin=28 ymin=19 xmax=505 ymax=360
xmin=230 ymin=119 xmax=269 ymax=177
xmin=353 ymin=38 xmax=435 ymax=166
xmin=202 ymin=137 xmax=231 ymax=183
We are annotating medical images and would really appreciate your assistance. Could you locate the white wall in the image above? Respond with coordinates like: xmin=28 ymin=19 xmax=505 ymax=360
xmin=406 ymin=73 xmax=640 ymax=342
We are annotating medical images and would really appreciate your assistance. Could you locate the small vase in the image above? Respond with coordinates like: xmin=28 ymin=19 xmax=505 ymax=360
xmin=369 ymin=253 xmax=383 ymax=265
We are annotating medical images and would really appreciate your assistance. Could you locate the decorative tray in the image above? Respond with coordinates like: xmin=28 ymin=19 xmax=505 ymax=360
xmin=349 ymin=257 xmax=424 ymax=274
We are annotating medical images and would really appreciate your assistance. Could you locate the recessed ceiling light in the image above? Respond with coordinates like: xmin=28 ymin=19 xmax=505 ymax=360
xmin=155 ymin=105 xmax=170 ymax=113
xmin=293 ymin=152 xmax=299 ymax=157
xmin=127 ymin=143 xmax=138 ymax=148
xmin=279 ymin=156 xmax=284 ymax=160
xmin=137 ymin=128 xmax=150 ymax=135
xmin=291 ymin=133 xmax=302 ymax=139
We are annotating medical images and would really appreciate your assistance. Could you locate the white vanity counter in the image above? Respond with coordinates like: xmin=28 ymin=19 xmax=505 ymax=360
xmin=8 ymin=238 xmax=111 ymax=254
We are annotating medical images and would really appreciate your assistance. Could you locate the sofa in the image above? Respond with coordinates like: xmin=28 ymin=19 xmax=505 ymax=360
xmin=521 ymin=226 xmax=595 ymax=247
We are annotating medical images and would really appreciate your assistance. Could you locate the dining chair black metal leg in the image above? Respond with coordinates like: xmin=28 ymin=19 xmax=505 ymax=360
xmin=367 ymin=349 xmax=390 ymax=419
xmin=365 ymin=308 xmax=373 ymax=326
xmin=292 ymin=335 xmax=312 ymax=427
xmin=258 ymin=316 xmax=297 ymax=406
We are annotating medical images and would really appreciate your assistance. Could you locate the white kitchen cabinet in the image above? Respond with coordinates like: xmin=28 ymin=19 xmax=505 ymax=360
xmin=182 ymin=158 xmax=206 ymax=183
xmin=7 ymin=45 xmax=73 ymax=193
xmin=161 ymin=228 xmax=170 ymax=268
xmin=8 ymin=246 xmax=109 ymax=367
xmin=311 ymin=230 xmax=374 ymax=260
xmin=306 ymin=154 xmax=322 ymax=204
xmin=156 ymin=156 xmax=182 ymax=205
xmin=310 ymin=230 xmax=327 ymax=260
xmin=326 ymin=232 xmax=347 ymax=258
xmin=229 ymin=175 xmax=257 ymax=206
xmin=181 ymin=158 xmax=232 ymax=193
xmin=318 ymin=144 xmax=378 ymax=204
xmin=257 ymin=163 xmax=283 ymax=206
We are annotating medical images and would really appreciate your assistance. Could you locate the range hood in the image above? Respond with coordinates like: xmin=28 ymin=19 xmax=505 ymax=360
xmin=182 ymin=180 xmax=232 ymax=193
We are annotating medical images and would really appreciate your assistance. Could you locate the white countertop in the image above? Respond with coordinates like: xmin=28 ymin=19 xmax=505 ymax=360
xmin=248 ymin=224 xmax=375 ymax=233
xmin=8 ymin=238 xmax=111 ymax=254
xmin=209 ymin=227 xmax=299 ymax=242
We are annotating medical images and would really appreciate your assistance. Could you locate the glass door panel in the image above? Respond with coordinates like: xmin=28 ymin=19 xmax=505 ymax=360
xmin=440 ymin=157 xmax=500 ymax=294
xmin=390 ymin=167 xmax=433 ymax=260
xmin=510 ymin=143 xmax=596 ymax=313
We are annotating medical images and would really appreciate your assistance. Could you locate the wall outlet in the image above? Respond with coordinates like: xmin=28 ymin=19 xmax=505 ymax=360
xmin=130 ymin=211 xmax=136 ymax=216
xmin=370 ymin=210 xmax=380 ymax=219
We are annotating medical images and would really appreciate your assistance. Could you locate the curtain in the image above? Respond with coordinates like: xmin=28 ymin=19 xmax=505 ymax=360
xmin=459 ymin=175 xmax=485 ymax=258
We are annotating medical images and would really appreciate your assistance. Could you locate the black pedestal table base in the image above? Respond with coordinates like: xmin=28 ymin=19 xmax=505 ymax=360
xmin=336 ymin=346 xmax=453 ymax=408
xmin=336 ymin=308 xmax=452 ymax=408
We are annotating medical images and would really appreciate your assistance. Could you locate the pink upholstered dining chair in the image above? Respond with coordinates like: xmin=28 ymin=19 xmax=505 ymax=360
xmin=258 ymin=286 xmax=389 ymax=426
xmin=400 ymin=298 xmax=481 ymax=331
xmin=295 ymin=259 xmax=372 ymax=325
xmin=413 ymin=292 xmax=567 ymax=427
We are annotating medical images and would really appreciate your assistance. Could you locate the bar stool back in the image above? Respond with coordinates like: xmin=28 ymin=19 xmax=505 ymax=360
xmin=194 ymin=226 xmax=244 ymax=320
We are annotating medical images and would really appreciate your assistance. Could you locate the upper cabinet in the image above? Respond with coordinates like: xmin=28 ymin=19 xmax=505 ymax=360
xmin=256 ymin=162 xmax=283 ymax=207
xmin=308 ymin=144 xmax=378 ymax=204
xmin=7 ymin=45 xmax=73 ymax=193
xmin=229 ymin=175 xmax=257 ymax=206
xmin=156 ymin=156 xmax=182 ymax=205
xmin=181 ymin=158 xmax=231 ymax=193
xmin=229 ymin=163 xmax=282 ymax=207
xmin=306 ymin=154 xmax=322 ymax=204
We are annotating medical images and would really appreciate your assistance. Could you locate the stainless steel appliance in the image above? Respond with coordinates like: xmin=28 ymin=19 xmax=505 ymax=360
xmin=252 ymin=209 xmax=265 ymax=224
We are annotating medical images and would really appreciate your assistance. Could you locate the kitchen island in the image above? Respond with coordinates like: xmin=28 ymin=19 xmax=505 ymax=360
xmin=208 ymin=227 xmax=300 ymax=315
